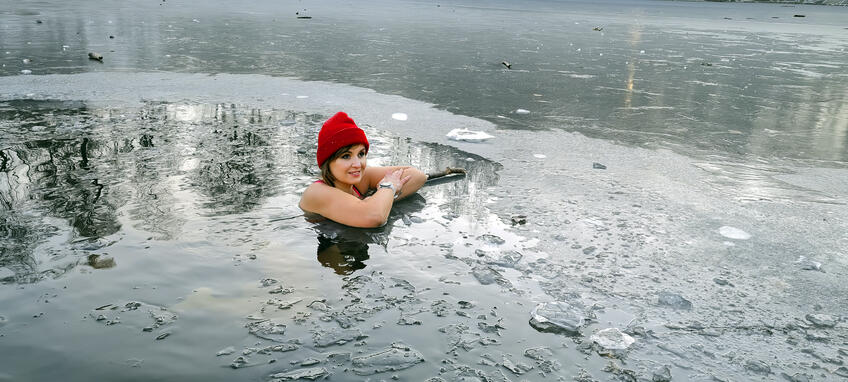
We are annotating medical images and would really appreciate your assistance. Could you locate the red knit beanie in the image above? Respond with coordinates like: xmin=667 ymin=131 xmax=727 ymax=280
xmin=317 ymin=112 xmax=370 ymax=167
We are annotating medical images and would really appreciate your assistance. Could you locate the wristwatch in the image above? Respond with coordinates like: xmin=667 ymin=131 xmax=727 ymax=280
xmin=379 ymin=182 xmax=399 ymax=199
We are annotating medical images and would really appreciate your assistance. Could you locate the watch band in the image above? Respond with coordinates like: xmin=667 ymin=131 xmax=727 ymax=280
xmin=379 ymin=182 xmax=399 ymax=199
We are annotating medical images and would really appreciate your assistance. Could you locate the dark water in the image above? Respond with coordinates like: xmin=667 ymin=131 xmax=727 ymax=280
xmin=2 ymin=0 xmax=846 ymax=163
xmin=2 ymin=0 xmax=848 ymax=381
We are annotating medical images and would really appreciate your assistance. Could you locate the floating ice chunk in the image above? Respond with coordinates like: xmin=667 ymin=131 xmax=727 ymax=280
xmin=446 ymin=128 xmax=494 ymax=142
xmin=313 ymin=328 xmax=366 ymax=347
xmin=591 ymin=328 xmax=635 ymax=350
xmin=391 ymin=113 xmax=407 ymax=121
xmin=21 ymin=69 xmax=32 ymax=75
xmin=271 ymin=367 xmax=329 ymax=380
xmin=351 ymin=343 xmax=424 ymax=375
xmin=515 ymin=109 xmax=530 ymax=114
xmin=794 ymin=255 xmax=823 ymax=271
xmin=657 ymin=291 xmax=692 ymax=310
xmin=533 ymin=154 xmax=547 ymax=159
xmin=246 ymin=319 xmax=287 ymax=342
xmin=216 ymin=346 xmax=235 ymax=356
xmin=529 ymin=301 xmax=586 ymax=335
xmin=718 ymin=226 xmax=751 ymax=240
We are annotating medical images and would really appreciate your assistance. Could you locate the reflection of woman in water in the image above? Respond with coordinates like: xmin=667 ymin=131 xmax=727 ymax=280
xmin=316 ymin=235 xmax=370 ymax=275
xmin=299 ymin=112 xmax=427 ymax=228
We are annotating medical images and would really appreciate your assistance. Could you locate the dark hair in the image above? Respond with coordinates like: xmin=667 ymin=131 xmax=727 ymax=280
xmin=319 ymin=143 xmax=367 ymax=187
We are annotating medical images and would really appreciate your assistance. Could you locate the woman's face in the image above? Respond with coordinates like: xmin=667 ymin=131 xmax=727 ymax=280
xmin=329 ymin=144 xmax=367 ymax=186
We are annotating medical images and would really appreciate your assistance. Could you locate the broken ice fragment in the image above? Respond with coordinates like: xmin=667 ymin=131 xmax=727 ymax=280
xmin=351 ymin=343 xmax=424 ymax=375
xmin=270 ymin=367 xmax=329 ymax=380
xmin=246 ymin=319 xmax=287 ymax=342
xmin=313 ymin=328 xmax=366 ymax=347
xmin=529 ymin=301 xmax=586 ymax=335
xmin=718 ymin=226 xmax=751 ymax=240
xmin=805 ymin=313 xmax=837 ymax=328
xmin=216 ymin=346 xmax=235 ymax=356
xmin=590 ymin=328 xmax=635 ymax=350
xmin=446 ymin=128 xmax=494 ymax=142
xmin=657 ymin=292 xmax=692 ymax=310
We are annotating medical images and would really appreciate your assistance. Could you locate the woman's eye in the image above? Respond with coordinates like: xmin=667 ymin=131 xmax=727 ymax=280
xmin=341 ymin=154 xmax=350 ymax=159
xmin=358 ymin=152 xmax=366 ymax=158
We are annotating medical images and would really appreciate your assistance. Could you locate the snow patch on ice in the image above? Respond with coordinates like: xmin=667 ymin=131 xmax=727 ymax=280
xmin=718 ymin=226 xmax=751 ymax=240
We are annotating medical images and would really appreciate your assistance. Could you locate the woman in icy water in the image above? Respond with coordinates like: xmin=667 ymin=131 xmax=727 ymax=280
xmin=299 ymin=111 xmax=428 ymax=228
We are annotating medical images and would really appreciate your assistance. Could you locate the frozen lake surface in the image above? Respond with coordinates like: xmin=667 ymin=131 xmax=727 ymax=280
xmin=1 ymin=0 xmax=847 ymax=381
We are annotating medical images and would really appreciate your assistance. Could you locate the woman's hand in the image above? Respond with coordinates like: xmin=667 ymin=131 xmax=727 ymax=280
xmin=380 ymin=168 xmax=411 ymax=195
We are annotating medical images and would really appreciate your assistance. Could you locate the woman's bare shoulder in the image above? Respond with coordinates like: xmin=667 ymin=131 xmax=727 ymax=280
xmin=300 ymin=182 xmax=329 ymax=210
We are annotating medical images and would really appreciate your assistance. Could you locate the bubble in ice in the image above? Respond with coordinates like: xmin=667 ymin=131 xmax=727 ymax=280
xmin=718 ymin=226 xmax=751 ymax=240
xmin=533 ymin=154 xmax=547 ymax=159
xmin=446 ymin=128 xmax=494 ymax=142
xmin=296 ymin=95 xmax=309 ymax=99
xmin=391 ymin=113 xmax=408 ymax=121
xmin=515 ymin=109 xmax=530 ymax=114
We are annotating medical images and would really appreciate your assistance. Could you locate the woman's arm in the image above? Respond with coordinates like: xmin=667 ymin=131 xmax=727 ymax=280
xmin=299 ymin=169 xmax=410 ymax=228
xmin=364 ymin=166 xmax=427 ymax=201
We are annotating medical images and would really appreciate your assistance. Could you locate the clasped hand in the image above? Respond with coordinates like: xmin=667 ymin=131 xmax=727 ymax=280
xmin=381 ymin=168 xmax=411 ymax=196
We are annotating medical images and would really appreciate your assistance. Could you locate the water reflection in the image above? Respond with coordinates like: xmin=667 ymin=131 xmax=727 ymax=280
xmin=0 ymin=100 xmax=320 ymax=282
xmin=0 ymin=99 xmax=503 ymax=284
xmin=316 ymin=235 xmax=370 ymax=275
xmin=308 ymin=193 xmax=429 ymax=275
